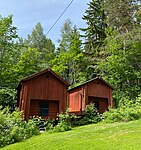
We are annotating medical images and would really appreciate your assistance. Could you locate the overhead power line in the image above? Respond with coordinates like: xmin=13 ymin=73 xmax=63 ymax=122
xmin=46 ymin=0 xmax=74 ymax=36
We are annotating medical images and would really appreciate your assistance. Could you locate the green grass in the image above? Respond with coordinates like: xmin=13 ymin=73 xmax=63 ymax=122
xmin=1 ymin=120 xmax=141 ymax=150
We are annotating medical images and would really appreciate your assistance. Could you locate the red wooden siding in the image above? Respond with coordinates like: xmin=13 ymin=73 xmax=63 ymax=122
xmin=49 ymin=100 xmax=59 ymax=118
xmin=87 ymin=80 xmax=110 ymax=98
xmin=85 ymin=79 xmax=112 ymax=107
xmin=17 ymin=68 xmax=69 ymax=120
xmin=88 ymin=96 xmax=108 ymax=113
xmin=30 ymin=100 xmax=59 ymax=119
xmin=30 ymin=100 xmax=39 ymax=117
xmin=17 ymin=69 xmax=113 ymax=119
xmin=68 ymin=87 xmax=85 ymax=114
xmin=68 ymin=78 xmax=113 ymax=114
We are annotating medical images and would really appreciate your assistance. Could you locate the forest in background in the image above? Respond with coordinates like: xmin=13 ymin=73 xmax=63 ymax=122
xmin=0 ymin=0 xmax=141 ymax=110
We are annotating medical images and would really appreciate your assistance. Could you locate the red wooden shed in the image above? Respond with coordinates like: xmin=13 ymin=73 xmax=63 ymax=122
xmin=68 ymin=77 xmax=113 ymax=115
xmin=17 ymin=68 xmax=70 ymax=120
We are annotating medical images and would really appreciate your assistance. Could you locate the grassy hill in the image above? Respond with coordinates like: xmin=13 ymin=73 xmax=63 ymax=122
xmin=1 ymin=119 xmax=141 ymax=150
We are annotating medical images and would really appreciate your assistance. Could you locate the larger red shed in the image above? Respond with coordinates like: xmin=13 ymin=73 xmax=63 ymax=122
xmin=17 ymin=68 xmax=70 ymax=120
xmin=68 ymin=77 xmax=113 ymax=115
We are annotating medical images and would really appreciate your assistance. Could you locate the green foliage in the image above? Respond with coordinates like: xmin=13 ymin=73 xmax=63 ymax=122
xmin=103 ymin=107 xmax=141 ymax=123
xmin=43 ymin=119 xmax=56 ymax=131
xmin=53 ymin=110 xmax=77 ymax=132
xmin=98 ymin=28 xmax=141 ymax=101
xmin=135 ymin=93 xmax=141 ymax=106
xmin=0 ymin=107 xmax=40 ymax=147
xmin=0 ymin=1 xmax=141 ymax=126
xmin=81 ymin=0 xmax=107 ymax=80
xmin=135 ymin=9 xmax=141 ymax=25
xmin=52 ymin=20 xmax=86 ymax=85
xmin=14 ymin=47 xmax=41 ymax=80
xmin=2 ymin=119 xmax=141 ymax=150
xmin=78 ymin=103 xmax=101 ymax=125
xmin=0 ymin=15 xmax=20 ymax=88
xmin=104 ymin=0 xmax=141 ymax=33
xmin=82 ymin=0 xmax=106 ymax=51
xmin=57 ymin=19 xmax=73 ymax=52
xmin=30 ymin=116 xmax=56 ymax=131
xmin=0 ymin=88 xmax=16 ymax=111
xmin=24 ymin=22 xmax=55 ymax=68
xmin=0 ymin=15 xmax=20 ymax=110
xmin=103 ymin=94 xmax=141 ymax=123
xmin=82 ymin=0 xmax=141 ymax=100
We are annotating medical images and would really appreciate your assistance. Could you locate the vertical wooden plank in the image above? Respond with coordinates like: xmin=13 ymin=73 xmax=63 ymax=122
xmin=68 ymin=78 xmax=113 ymax=115
xmin=20 ymin=71 xmax=69 ymax=120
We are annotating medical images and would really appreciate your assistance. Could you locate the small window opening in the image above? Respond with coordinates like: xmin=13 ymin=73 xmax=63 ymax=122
xmin=94 ymin=101 xmax=99 ymax=110
xmin=39 ymin=101 xmax=49 ymax=116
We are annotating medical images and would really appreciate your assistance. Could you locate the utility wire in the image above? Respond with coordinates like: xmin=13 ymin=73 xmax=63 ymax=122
xmin=23 ymin=0 xmax=74 ymax=48
xmin=45 ymin=0 xmax=74 ymax=36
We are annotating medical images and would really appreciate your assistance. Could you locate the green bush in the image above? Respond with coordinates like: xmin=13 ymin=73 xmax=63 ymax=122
xmin=78 ymin=103 xmax=102 ymax=125
xmin=0 ymin=107 xmax=40 ymax=147
xmin=0 ymin=88 xmax=16 ymax=111
xmin=44 ymin=119 xmax=56 ymax=131
xmin=103 ymin=94 xmax=141 ymax=123
xmin=30 ymin=116 xmax=57 ymax=131
xmin=53 ymin=110 xmax=77 ymax=132
xmin=103 ymin=107 xmax=141 ymax=123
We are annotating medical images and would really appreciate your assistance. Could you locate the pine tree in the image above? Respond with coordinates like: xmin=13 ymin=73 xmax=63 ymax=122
xmin=80 ymin=0 xmax=107 ymax=79
xmin=82 ymin=0 xmax=106 ymax=53
xmin=57 ymin=19 xmax=73 ymax=53
xmin=104 ymin=0 xmax=141 ymax=33
xmin=24 ymin=22 xmax=55 ymax=68
xmin=52 ymin=20 xmax=85 ymax=84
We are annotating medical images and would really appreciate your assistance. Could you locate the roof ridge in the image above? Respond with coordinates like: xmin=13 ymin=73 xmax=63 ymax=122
xmin=19 ymin=68 xmax=70 ymax=86
xmin=68 ymin=77 xmax=114 ymax=91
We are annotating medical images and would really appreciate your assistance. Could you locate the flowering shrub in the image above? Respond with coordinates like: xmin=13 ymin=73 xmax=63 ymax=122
xmin=53 ymin=110 xmax=78 ymax=132
xmin=0 ymin=107 xmax=40 ymax=147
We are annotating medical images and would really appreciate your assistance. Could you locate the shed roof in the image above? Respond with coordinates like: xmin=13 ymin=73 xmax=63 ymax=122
xmin=17 ymin=68 xmax=70 ymax=89
xmin=68 ymin=77 xmax=114 ymax=92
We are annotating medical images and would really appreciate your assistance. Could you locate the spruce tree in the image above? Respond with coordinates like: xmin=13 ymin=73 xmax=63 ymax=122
xmin=82 ymin=0 xmax=106 ymax=53
xmin=81 ymin=0 xmax=107 ymax=79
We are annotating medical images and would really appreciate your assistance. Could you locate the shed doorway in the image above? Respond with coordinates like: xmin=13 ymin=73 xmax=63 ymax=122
xmin=88 ymin=96 xmax=108 ymax=113
xmin=30 ymin=99 xmax=59 ymax=119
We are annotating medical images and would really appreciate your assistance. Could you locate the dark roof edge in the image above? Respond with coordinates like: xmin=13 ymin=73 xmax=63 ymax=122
xmin=17 ymin=68 xmax=70 ymax=89
xmin=68 ymin=77 xmax=114 ymax=91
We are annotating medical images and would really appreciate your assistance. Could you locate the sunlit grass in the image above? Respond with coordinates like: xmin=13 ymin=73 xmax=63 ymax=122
xmin=1 ymin=120 xmax=141 ymax=150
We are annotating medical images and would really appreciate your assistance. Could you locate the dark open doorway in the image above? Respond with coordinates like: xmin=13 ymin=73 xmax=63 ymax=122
xmin=30 ymin=99 xmax=59 ymax=119
xmin=88 ymin=96 xmax=108 ymax=113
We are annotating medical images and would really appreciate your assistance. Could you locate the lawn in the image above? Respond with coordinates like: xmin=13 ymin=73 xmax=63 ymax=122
xmin=1 ymin=119 xmax=141 ymax=150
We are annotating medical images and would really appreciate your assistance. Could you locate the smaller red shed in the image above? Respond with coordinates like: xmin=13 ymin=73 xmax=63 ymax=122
xmin=17 ymin=68 xmax=70 ymax=120
xmin=68 ymin=77 xmax=113 ymax=115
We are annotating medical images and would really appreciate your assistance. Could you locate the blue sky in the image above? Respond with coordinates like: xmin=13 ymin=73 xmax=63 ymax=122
xmin=0 ymin=0 xmax=90 ymax=46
